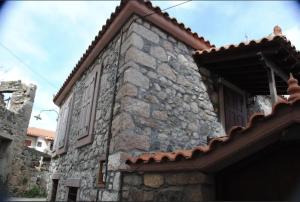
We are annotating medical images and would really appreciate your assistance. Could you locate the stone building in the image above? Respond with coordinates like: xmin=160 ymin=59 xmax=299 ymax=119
xmin=49 ymin=0 xmax=300 ymax=201
xmin=0 ymin=80 xmax=36 ymax=194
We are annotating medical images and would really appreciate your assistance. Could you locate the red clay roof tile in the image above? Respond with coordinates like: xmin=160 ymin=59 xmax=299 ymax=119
xmin=27 ymin=127 xmax=55 ymax=140
xmin=194 ymin=28 xmax=299 ymax=57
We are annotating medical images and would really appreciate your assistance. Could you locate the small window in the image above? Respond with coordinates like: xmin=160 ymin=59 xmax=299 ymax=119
xmin=37 ymin=141 xmax=42 ymax=147
xmin=97 ymin=160 xmax=106 ymax=187
xmin=67 ymin=187 xmax=78 ymax=202
xmin=25 ymin=140 xmax=32 ymax=146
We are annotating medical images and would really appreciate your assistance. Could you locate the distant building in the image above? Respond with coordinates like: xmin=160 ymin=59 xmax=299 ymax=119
xmin=26 ymin=127 xmax=55 ymax=155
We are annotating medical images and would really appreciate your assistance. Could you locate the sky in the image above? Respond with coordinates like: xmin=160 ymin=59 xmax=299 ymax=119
xmin=0 ymin=1 xmax=299 ymax=132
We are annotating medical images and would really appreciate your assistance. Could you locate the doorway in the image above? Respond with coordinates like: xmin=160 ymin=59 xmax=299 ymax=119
xmin=50 ymin=179 xmax=59 ymax=202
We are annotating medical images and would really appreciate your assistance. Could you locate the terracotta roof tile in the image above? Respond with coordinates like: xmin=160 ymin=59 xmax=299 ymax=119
xmin=126 ymin=75 xmax=300 ymax=165
xmin=195 ymin=35 xmax=298 ymax=57
xmin=54 ymin=0 xmax=213 ymax=105
xmin=27 ymin=127 xmax=55 ymax=140
xmin=194 ymin=26 xmax=299 ymax=58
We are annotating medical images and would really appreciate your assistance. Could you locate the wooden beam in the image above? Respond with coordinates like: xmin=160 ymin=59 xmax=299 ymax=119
xmin=258 ymin=52 xmax=289 ymax=82
xmin=197 ymin=48 xmax=279 ymax=65
xmin=267 ymin=68 xmax=278 ymax=104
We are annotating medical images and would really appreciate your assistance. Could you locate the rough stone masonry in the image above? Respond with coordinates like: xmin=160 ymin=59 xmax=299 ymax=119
xmin=0 ymin=80 xmax=37 ymax=195
xmin=49 ymin=13 xmax=271 ymax=201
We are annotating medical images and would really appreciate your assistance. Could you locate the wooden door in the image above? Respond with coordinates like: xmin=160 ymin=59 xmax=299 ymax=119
xmin=223 ymin=85 xmax=246 ymax=132
xmin=50 ymin=179 xmax=59 ymax=202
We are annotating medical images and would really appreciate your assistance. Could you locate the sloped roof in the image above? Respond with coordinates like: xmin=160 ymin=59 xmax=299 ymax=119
xmin=194 ymin=26 xmax=299 ymax=59
xmin=193 ymin=27 xmax=300 ymax=95
xmin=126 ymin=75 xmax=300 ymax=172
xmin=53 ymin=0 xmax=212 ymax=106
xmin=27 ymin=127 xmax=55 ymax=140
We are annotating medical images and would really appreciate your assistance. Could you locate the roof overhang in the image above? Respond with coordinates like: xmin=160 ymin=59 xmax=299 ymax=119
xmin=53 ymin=0 xmax=212 ymax=106
xmin=194 ymin=35 xmax=300 ymax=95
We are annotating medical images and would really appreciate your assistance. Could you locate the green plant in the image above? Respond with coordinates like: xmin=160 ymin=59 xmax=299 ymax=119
xmin=23 ymin=185 xmax=46 ymax=198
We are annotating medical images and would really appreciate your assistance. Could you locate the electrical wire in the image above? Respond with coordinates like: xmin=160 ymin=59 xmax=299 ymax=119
xmin=143 ymin=0 xmax=193 ymax=18
xmin=0 ymin=41 xmax=57 ymax=90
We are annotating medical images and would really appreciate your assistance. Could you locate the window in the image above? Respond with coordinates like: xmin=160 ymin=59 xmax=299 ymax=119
xmin=219 ymin=78 xmax=247 ymax=133
xmin=67 ymin=187 xmax=78 ymax=202
xmin=25 ymin=140 xmax=32 ymax=146
xmin=37 ymin=141 xmax=42 ymax=147
xmin=97 ymin=160 xmax=106 ymax=187
xmin=55 ymin=94 xmax=74 ymax=155
xmin=76 ymin=67 xmax=101 ymax=148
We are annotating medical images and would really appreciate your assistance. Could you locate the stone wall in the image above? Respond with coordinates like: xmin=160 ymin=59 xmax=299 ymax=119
xmin=49 ymin=16 xmax=128 ymax=201
xmin=10 ymin=147 xmax=51 ymax=196
xmin=112 ymin=16 xmax=223 ymax=155
xmin=0 ymin=80 xmax=36 ymax=195
xmin=247 ymin=95 xmax=272 ymax=118
xmin=121 ymin=171 xmax=215 ymax=202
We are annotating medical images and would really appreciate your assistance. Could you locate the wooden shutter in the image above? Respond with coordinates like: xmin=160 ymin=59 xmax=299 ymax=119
xmin=223 ymin=85 xmax=246 ymax=132
xmin=54 ymin=94 xmax=73 ymax=153
xmin=78 ymin=72 xmax=97 ymax=139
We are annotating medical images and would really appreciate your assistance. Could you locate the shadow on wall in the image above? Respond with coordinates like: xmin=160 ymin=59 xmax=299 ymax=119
xmin=0 ymin=182 xmax=8 ymax=201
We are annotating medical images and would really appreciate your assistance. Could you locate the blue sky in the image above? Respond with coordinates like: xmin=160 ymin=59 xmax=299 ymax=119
xmin=0 ymin=1 xmax=299 ymax=131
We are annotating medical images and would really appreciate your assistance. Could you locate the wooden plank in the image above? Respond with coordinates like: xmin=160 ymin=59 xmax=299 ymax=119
xmin=197 ymin=48 xmax=278 ymax=65
xmin=258 ymin=52 xmax=289 ymax=82
xmin=219 ymin=78 xmax=246 ymax=96
xmin=267 ymin=68 xmax=278 ymax=104
xmin=219 ymin=83 xmax=226 ymax=131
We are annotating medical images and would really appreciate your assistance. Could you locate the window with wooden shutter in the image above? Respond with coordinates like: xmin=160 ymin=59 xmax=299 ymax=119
xmin=55 ymin=94 xmax=73 ymax=155
xmin=78 ymin=73 xmax=97 ymax=139
xmin=76 ymin=68 xmax=100 ymax=148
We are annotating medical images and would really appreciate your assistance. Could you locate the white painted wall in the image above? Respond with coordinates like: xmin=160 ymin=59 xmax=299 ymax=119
xmin=25 ymin=136 xmax=53 ymax=154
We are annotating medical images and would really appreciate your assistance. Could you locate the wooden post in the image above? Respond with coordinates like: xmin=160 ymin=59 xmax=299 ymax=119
xmin=267 ymin=68 xmax=278 ymax=104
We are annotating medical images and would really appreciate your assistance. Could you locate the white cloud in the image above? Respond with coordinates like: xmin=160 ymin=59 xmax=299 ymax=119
xmin=0 ymin=63 xmax=36 ymax=85
xmin=0 ymin=1 xmax=119 ymax=132
xmin=285 ymin=25 xmax=300 ymax=50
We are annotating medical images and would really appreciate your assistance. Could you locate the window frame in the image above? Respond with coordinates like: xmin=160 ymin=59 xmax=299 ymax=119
xmin=55 ymin=94 xmax=74 ymax=155
xmin=37 ymin=141 xmax=42 ymax=147
xmin=65 ymin=178 xmax=80 ymax=202
xmin=218 ymin=77 xmax=247 ymax=132
xmin=50 ymin=179 xmax=59 ymax=202
xmin=76 ymin=66 xmax=101 ymax=148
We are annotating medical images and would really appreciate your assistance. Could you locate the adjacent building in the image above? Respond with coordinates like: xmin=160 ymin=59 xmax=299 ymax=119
xmin=26 ymin=127 xmax=55 ymax=155
xmin=48 ymin=0 xmax=300 ymax=201
xmin=0 ymin=80 xmax=37 ymax=195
